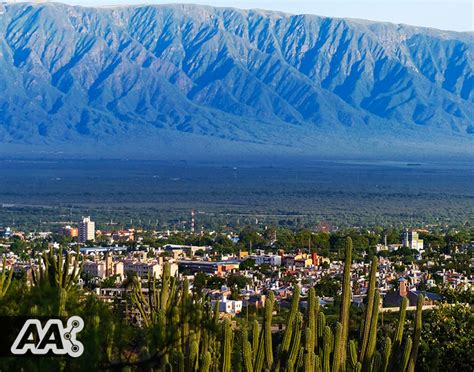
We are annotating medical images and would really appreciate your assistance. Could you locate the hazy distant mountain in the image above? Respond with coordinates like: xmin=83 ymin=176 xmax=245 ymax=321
xmin=0 ymin=3 xmax=472 ymax=159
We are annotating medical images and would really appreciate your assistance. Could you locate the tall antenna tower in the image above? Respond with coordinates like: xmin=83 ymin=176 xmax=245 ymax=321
xmin=191 ymin=210 xmax=195 ymax=234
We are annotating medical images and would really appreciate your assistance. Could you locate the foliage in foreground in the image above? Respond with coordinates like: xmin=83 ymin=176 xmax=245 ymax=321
xmin=417 ymin=303 xmax=473 ymax=372
xmin=0 ymin=238 xmax=427 ymax=371
xmin=129 ymin=238 xmax=423 ymax=371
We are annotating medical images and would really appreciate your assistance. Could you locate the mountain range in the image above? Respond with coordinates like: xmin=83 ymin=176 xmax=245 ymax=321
xmin=0 ymin=3 xmax=472 ymax=160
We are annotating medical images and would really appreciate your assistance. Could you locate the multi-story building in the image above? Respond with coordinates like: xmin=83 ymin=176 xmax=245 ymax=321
xmin=79 ymin=217 xmax=95 ymax=243
xmin=311 ymin=253 xmax=330 ymax=266
xmin=212 ymin=295 xmax=242 ymax=316
xmin=402 ymin=229 xmax=424 ymax=252
xmin=97 ymin=229 xmax=135 ymax=243
xmin=59 ymin=225 xmax=79 ymax=238
xmin=177 ymin=260 xmax=239 ymax=275
xmin=83 ymin=261 xmax=107 ymax=279
xmin=163 ymin=244 xmax=211 ymax=257
xmin=251 ymin=254 xmax=282 ymax=266
xmin=123 ymin=260 xmax=178 ymax=278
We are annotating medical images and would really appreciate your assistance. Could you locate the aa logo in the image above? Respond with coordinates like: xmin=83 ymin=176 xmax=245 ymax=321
xmin=11 ymin=316 xmax=84 ymax=357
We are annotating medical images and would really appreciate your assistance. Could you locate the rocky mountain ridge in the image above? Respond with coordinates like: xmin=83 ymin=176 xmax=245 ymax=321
xmin=0 ymin=3 xmax=472 ymax=159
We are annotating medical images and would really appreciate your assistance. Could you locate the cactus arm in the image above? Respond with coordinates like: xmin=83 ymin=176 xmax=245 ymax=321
xmin=388 ymin=296 xmax=408 ymax=371
xmin=0 ymin=257 xmax=13 ymax=297
xmin=322 ymin=325 xmax=332 ymax=372
xmin=339 ymin=237 xmax=353 ymax=368
xmin=189 ymin=339 xmax=199 ymax=370
xmin=222 ymin=319 xmax=232 ymax=372
xmin=332 ymin=322 xmax=343 ymax=372
xmin=252 ymin=319 xmax=260 ymax=365
xmin=160 ymin=263 xmax=170 ymax=311
xmin=314 ymin=294 xmax=320 ymax=351
xmin=363 ymin=291 xmax=380 ymax=370
xmin=58 ymin=252 xmax=64 ymax=288
xmin=264 ymin=291 xmax=274 ymax=369
xmin=307 ymin=287 xmax=316 ymax=355
xmin=287 ymin=313 xmax=303 ymax=371
xmin=63 ymin=252 xmax=70 ymax=288
xmin=199 ymin=351 xmax=211 ymax=372
xmin=349 ymin=339 xmax=359 ymax=369
xmin=242 ymin=328 xmax=253 ymax=372
xmin=360 ymin=256 xmax=377 ymax=362
xmin=281 ymin=285 xmax=300 ymax=357
xmin=304 ymin=327 xmax=313 ymax=372
xmin=254 ymin=331 xmax=265 ymax=372
xmin=401 ymin=337 xmax=412 ymax=372
xmin=314 ymin=354 xmax=322 ymax=372
xmin=297 ymin=346 xmax=305 ymax=370
xmin=407 ymin=295 xmax=423 ymax=372
xmin=382 ymin=337 xmax=392 ymax=372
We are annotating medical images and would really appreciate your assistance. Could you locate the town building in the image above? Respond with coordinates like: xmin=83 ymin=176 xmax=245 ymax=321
xmin=383 ymin=277 xmax=442 ymax=307
xmin=212 ymin=295 xmax=242 ymax=316
xmin=79 ymin=216 xmax=95 ymax=243
xmin=402 ymin=229 xmax=424 ymax=252
xmin=59 ymin=225 xmax=78 ymax=238
xmin=251 ymin=254 xmax=282 ymax=266
xmin=123 ymin=260 xmax=178 ymax=278
xmin=178 ymin=260 xmax=239 ymax=275
xmin=163 ymin=244 xmax=211 ymax=257
xmin=97 ymin=229 xmax=135 ymax=243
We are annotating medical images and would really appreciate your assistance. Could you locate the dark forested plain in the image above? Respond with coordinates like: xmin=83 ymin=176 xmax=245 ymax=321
xmin=0 ymin=159 xmax=472 ymax=230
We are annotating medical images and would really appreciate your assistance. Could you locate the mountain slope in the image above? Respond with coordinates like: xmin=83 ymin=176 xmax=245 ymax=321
xmin=0 ymin=3 xmax=472 ymax=159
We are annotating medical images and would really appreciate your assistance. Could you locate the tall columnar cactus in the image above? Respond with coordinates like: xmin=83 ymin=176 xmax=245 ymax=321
xmin=314 ymin=294 xmax=320 ymax=349
xmin=306 ymin=287 xmax=317 ymax=355
xmin=124 ymin=235 xmax=424 ymax=372
xmin=30 ymin=248 xmax=83 ymax=317
xmin=401 ymin=337 xmax=413 ymax=372
xmin=0 ymin=256 xmax=13 ymax=298
xmin=222 ymin=318 xmax=232 ymax=372
xmin=297 ymin=346 xmax=305 ymax=370
xmin=332 ymin=322 xmax=343 ymax=372
xmin=360 ymin=256 xmax=378 ymax=362
xmin=58 ymin=287 xmax=68 ymax=317
xmin=254 ymin=331 xmax=265 ymax=372
xmin=363 ymin=291 xmax=380 ymax=370
xmin=280 ymin=285 xmax=300 ymax=362
xmin=264 ymin=291 xmax=275 ymax=369
xmin=394 ymin=297 xmax=408 ymax=346
xmin=287 ymin=312 xmax=303 ymax=371
xmin=382 ymin=337 xmax=392 ymax=372
xmin=130 ymin=260 xmax=200 ymax=370
xmin=252 ymin=319 xmax=260 ymax=365
xmin=131 ymin=262 xmax=178 ymax=327
xmin=389 ymin=297 xmax=408 ymax=371
xmin=304 ymin=327 xmax=313 ymax=372
xmin=181 ymin=278 xmax=190 ymax=350
xmin=407 ymin=294 xmax=423 ymax=372
xmin=318 ymin=312 xmax=326 ymax=343
xmin=189 ymin=339 xmax=199 ymax=370
xmin=199 ymin=352 xmax=211 ymax=372
xmin=339 ymin=236 xmax=353 ymax=369
xmin=322 ymin=325 xmax=333 ymax=372
xmin=242 ymin=327 xmax=253 ymax=372
xmin=314 ymin=354 xmax=322 ymax=372
xmin=176 ymin=351 xmax=185 ymax=372
xmin=349 ymin=339 xmax=359 ymax=370
xmin=32 ymin=248 xmax=83 ymax=290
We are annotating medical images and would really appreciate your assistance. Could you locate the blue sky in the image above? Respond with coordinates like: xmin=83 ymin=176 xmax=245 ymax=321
xmin=61 ymin=0 xmax=473 ymax=32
